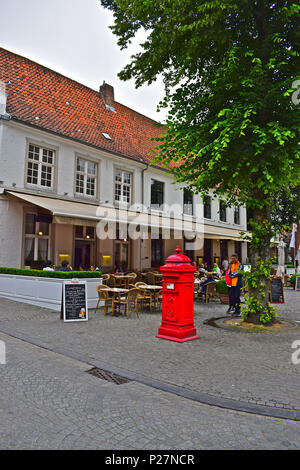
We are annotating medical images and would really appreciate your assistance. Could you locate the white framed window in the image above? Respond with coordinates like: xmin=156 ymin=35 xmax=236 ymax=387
xmin=234 ymin=206 xmax=240 ymax=225
xmin=114 ymin=169 xmax=132 ymax=204
xmin=75 ymin=158 xmax=97 ymax=198
xmin=183 ymin=188 xmax=194 ymax=216
xmin=23 ymin=213 xmax=51 ymax=266
xmin=151 ymin=179 xmax=164 ymax=210
xmin=27 ymin=144 xmax=55 ymax=189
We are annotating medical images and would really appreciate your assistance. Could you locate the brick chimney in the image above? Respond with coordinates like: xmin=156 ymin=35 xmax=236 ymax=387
xmin=100 ymin=81 xmax=115 ymax=110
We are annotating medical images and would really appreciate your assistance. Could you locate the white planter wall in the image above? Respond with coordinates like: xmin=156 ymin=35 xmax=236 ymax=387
xmin=0 ymin=274 xmax=102 ymax=311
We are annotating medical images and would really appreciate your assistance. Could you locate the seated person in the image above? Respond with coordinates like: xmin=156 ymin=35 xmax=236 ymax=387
xmin=43 ymin=260 xmax=54 ymax=271
xmin=213 ymin=263 xmax=221 ymax=277
xmin=58 ymin=260 xmax=72 ymax=271
xmin=199 ymin=273 xmax=217 ymax=293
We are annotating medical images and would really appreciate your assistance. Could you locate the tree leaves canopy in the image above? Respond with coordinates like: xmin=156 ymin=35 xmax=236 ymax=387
xmin=102 ymin=0 xmax=300 ymax=221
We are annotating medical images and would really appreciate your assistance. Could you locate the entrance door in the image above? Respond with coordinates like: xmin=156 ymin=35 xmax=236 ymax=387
xmin=74 ymin=241 xmax=91 ymax=269
xmin=114 ymin=240 xmax=129 ymax=271
xmin=220 ymin=240 xmax=228 ymax=262
xmin=204 ymin=239 xmax=212 ymax=269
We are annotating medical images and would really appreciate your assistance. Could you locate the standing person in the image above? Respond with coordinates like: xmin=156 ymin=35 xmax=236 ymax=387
xmin=225 ymin=253 xmax=242 ymax=316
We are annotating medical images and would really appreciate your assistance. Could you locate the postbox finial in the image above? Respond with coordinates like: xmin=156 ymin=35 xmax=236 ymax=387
xmin=174 ymin=246 xmax=182 ymax=254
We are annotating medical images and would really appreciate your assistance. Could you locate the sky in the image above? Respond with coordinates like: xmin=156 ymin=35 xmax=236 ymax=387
xmin=0 ymin=0 xmax=167 ymax=122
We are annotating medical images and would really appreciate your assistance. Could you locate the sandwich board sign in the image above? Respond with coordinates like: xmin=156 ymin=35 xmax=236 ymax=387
xmin=62 ymin=279 xmax=88 ymax=322
xmin=269 ymin=276 xmax=284 ymax=304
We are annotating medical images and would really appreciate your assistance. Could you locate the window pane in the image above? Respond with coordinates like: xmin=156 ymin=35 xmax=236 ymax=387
xmin=42 ymin=149 xmax=53 ymax=164
xmin=38 ymin=238 xmax=48 ymax=261
xmin=77 ymin=158 xmax=85 ymax=172
xmin=204 ymin=196 xmax=211 ymax=219
xmin=24 ymin=237 xmax=35 ymax=265
xmin=151 ymin=179 xmax=164 ymax=207
xmin=28 ymin=144 xmax=39 ymax=161
xmin=86 ymin=176 xmax=95 ymax=196
xmin=27 ymin=161 xmax=39 ymax=185
xmin=220 ymin=201 xmax=227 ymax=222
xmin=115 ymin=183 xmax=121 ymax=201
xmin=86 ymin=226 xmax=95 ymax=239
xmin=41 ymin=165 xmax=52 ymax=187
xmin=123 ymin=185 xmax=130 ymax=203
xmin=25 ymin=214 xmax=35 ymax=234
xmin=87 ymin=161 xmax=96 ymax=175
xmin=75 ymin=226 xmax=84 ymax=238
xmin=39 ymin=221 xmax=49 ymax=236
xmin=115 ymin=170 xmax=122 ymax=182
xmin=76 ymin=174 xmax=84 ymax=193
xmin=183 ymin=189 xmax=193 ymax=215
xmin=234 ymin=207 xmax=240 ymax=225
xmin=123 ymin=172 xmax=131 ymax=184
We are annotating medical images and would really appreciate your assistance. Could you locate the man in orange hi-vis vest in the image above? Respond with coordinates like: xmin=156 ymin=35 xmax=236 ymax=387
xmin=226 ymin=253 xmax=243 ymax=317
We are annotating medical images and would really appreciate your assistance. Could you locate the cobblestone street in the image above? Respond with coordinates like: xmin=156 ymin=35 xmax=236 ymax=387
xmin=0 ymin=290 xmax=300 ymax=449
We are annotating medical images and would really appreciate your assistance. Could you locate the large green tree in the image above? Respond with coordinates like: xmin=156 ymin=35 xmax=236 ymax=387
xmin=101 ymin=0 xmax=300 ymax=323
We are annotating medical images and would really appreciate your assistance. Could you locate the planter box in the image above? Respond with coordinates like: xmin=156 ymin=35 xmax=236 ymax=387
xmin=218 ymin=293 xmax=229 ymax=304
xmin=0 ymin=274 xmax=102 ymax=311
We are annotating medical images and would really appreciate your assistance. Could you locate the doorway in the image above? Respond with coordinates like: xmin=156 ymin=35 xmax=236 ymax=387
xmin=204 ymin=239 xmax=212 ymax=269
xmin=74 ymin=240 xmax=92 ymax=269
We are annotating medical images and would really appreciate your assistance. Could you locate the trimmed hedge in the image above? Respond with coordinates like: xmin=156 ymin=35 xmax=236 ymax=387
xmin=0 ymin=267 xmax=102 ymax=279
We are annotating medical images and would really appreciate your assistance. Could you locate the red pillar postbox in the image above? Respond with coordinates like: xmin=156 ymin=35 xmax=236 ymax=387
xmin=156 ymin=246 xmax=199 ymax=343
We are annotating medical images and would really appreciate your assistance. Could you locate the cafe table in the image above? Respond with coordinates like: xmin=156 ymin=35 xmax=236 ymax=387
xmin=113 ymin=275 xmax=135 ymax=289
xmin=104 ymin=287 xmax=129 ymax=316
xmin=140 ymin=285 xmax=162 ymax=310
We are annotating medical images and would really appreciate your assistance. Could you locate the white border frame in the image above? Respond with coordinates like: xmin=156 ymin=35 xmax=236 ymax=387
xmin=63 ymin=279 xmax=88 ymax=322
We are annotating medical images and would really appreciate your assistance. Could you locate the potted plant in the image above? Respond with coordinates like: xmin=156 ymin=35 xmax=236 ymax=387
xmin=216 ymin=279 xmax=229 ymax=304
xmin=289 ymin=274 xmax=300 ymax=289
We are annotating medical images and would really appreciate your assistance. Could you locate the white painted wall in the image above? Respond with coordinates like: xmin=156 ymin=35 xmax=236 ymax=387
xmin=0 ymin=119 xmax=248 ymax=267
xmin=0 ymin=198 xmax=23 ymax=267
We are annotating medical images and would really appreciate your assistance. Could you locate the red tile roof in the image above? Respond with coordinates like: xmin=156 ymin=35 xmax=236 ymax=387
xmin=0 ymin=47 xmax=166 ymax=166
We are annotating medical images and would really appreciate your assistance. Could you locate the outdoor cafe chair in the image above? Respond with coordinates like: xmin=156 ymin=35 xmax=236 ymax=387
xmin=95 ymin=285 xmax=113 ymax=316
xmin=101 ymin=274 xmax=110 ymax=284
xmin=112 ymin=288 xmax=140 ymax=319
xmin=135 ymin=282 xmax=153 ymax=312
xmin=106 ymin=274 xmax=116 ymax=287
xmin=145 ymin=272 xmax=156 ymax=285
xmin=204 ymin=282 xmax=217 ymax=304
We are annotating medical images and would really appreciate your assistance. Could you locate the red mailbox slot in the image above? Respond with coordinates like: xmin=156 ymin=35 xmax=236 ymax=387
xmin=156 ymin=246 xmax=199 ymax=343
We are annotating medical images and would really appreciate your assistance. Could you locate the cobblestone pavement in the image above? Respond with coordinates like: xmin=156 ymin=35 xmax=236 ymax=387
xmin=0 ymin=289 xmax=299 ymax=415
xmin=0 ymin=332 xmax=300 ymax=450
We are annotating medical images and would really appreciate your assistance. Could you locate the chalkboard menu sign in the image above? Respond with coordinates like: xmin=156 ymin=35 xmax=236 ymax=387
xmin=63 ymin=280 xmax=88 ymax=322
xmin=269 ymin=277 xmax=284 ymax=303
xmin=295 ymin=276 xmax=300 ymax=291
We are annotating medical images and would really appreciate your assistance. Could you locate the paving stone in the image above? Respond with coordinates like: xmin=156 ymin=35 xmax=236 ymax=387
xmin=0 ymin=293 xmax=300 ymax=449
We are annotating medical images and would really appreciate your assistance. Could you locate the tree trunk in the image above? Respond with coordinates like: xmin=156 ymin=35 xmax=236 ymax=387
xmin=245 ymin=205 xmax=276 ymax=325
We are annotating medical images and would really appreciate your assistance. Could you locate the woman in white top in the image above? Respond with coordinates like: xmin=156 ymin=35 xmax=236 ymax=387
xmin=43 ymin=260 xmax=54 ymax=271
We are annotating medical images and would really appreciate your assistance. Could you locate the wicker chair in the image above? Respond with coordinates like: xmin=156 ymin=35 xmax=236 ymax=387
xmin=204 ymin=282 xmax=217 ymax=303
xmin=145 ymin=272 xmax=156 ymax=285
xmin=95 ymin=285 xmax=113 ymax=315
xmin=127 ymin=272 xmax=137 ymax=288
xmin=106 ymin=274 xmax=116 ymax=287
xmin=101 ymin=274 xmax=110 ymax=285
xmin=135 ymin=282 xmax=153 ymax=311
xmin=112 ymin=288 xmax=140 ymax=318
